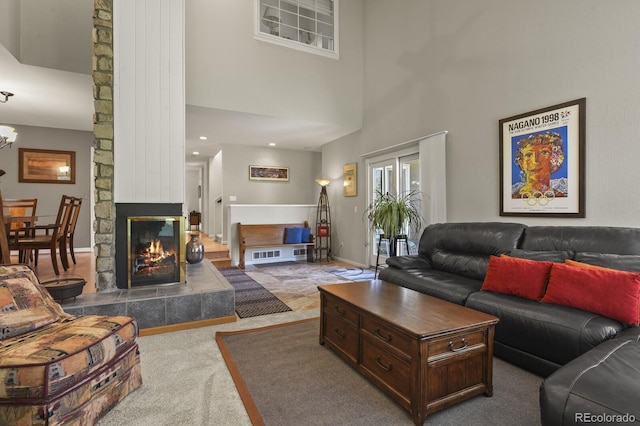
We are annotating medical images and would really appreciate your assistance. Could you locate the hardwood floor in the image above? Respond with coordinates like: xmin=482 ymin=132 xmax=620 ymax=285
xmin=10 ymin=231 xmax=227 ymax=295
xmin=12 ymin=232 xmax=360 ymax=312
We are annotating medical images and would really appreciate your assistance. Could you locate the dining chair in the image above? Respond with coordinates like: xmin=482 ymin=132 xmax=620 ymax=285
xmin=60 ymin=196 xmax=82 ymax=267
xmin=0 ymin=192 xmax=11 ymax=264
xmin=12 ymin=195 xmax=74 ymax=275
xmin=3 ymin=198 xmax=38 ymax=262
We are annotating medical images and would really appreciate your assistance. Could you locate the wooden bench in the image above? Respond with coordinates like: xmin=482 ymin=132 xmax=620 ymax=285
xmin=237 ymin=221 xmax=314 ymax=269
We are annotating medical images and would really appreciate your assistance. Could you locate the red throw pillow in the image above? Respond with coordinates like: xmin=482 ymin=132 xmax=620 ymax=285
xmin=481 ymin=255 xmax=553 ymax=300
xmin=542 ymin=263 xmax=640 ymax=325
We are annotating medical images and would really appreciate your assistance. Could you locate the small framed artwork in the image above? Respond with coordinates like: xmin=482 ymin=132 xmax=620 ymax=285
xmin=343 ymin=162 xmax=357 ymax=197
xmin=18 ymin=148 xmax=76 ymax=184
xmin=249 ymin=165 xmax=289 ymax=182
xmin=499 ymin=98 xmax=586 ymax=217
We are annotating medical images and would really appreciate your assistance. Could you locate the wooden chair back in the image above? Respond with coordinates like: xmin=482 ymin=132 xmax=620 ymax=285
xmin=66 ymin=197 xmax=82 ymax=237
xmin=0 ymin=191 xmax=10 ymax=263
xmin=3 ymin=198 xmax=37 ymax=232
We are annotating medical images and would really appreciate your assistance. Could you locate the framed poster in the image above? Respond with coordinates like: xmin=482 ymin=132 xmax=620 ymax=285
xmin=18 ymin=148 xmax=76 ymax=184
xmin=499 ymin=98 xmax=586 ymax=217
xmin=249 ymin=165 xmax=289 ymax=181
xmin=343 ymin=162 xmax=357 ymax=197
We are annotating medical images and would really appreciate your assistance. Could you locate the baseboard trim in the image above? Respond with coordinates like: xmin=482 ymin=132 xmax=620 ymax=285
xmin=139 ymin=315 xmax=237 ymax=336
xmin=331 ymin=256 xmax=368 ymax=269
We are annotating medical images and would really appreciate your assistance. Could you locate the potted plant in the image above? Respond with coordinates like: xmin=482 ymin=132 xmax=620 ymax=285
xmin=366 ymin=190 xmax=422 ymax=256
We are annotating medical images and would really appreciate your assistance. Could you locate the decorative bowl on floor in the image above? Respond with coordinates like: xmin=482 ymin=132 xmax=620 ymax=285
xmin=41 ymin=276 xmax=86 ymax=302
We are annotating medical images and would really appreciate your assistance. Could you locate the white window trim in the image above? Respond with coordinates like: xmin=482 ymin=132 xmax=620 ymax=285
xmin=254 ymin=0 xmax=340 ymax=60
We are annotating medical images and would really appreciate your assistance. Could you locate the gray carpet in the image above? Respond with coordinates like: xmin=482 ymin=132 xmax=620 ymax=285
xmin=217 ymin=318 xmax=542 ymax=425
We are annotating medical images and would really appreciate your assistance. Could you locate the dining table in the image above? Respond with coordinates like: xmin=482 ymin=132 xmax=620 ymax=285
xmin=2 ymin=215 xmax=40 ymax=264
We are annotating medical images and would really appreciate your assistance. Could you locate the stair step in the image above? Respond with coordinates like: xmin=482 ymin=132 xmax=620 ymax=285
xmin=211 ymin=257 xmax=232 ymax=268
xmin=205 ymin=251 xmax=230 ymax=260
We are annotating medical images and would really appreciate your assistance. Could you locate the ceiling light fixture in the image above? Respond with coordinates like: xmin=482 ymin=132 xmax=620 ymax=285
xmin=0 ymin=126 xmax=18 ymax=149
xmin=199 ymin=136 xmax=207 ymax=140
xmin=192 ymin=151 xmax=200 ymax=155
xmin=268 ymin=142 xmax=276 ymax=146
xmin=0 ymin=91 xmax=14 ymax=104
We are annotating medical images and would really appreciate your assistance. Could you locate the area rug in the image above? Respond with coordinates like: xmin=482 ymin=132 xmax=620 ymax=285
xmin=216 ymin=319 xmax=542 ymax=426
xmin=328 ymin=267 xmax=377 ymax=281
xmin=218 ymin=268 xmax=292 ymax=318
xmin=243 ymin=262 xmax=351 ymax=312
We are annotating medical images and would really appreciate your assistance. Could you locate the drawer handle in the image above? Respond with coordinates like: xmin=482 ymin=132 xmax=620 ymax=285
xmin=374 ymin=327 xmax=392 ymax=342
xmin=448 ymin=338 xmax=468 ymax=352
xmin=333 ymin=328 xmax=346 ymax=339
xmin=333 ymin=306 xmax=346 ymax=316
xmin=375 ymin=355 xmax=392 ymax=372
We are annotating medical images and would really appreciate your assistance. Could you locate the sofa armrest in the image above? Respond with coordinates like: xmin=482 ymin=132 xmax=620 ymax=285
xmin=385 ymin=255 xmax=431 ymax=270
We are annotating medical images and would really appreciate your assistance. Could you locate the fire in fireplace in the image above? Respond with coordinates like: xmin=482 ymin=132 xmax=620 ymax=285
xmin=127 ymin=216 xmax=185 ymax=288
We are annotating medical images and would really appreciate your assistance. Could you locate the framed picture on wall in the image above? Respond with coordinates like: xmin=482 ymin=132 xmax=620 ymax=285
xmin=343 ymin=162 xmax=357 ymax=197
xmin=249 ymin=165 xmax=289 ymax=181
xmin=499 ymin=98 xmax=586 ymax=217
xmin=18 ymin=148 xmax=76 ymax=184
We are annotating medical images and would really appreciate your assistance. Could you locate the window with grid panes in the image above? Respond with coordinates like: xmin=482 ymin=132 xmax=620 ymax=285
xmin=255 ymin=0 xmax=338 ymax=58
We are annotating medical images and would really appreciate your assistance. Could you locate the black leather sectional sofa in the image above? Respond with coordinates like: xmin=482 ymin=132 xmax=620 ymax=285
xmin=378 ymin=222 xmax=640 ymax=425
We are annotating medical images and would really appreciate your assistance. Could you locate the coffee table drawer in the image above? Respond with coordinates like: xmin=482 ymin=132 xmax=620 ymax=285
xmin=428 ymin=329 xmax=486 ymax=361
xmin=324 ymin=311 xmax=358 ymax=363
xmin=323 ymin=293 xmax=359 ymax=326
xmin=361 ymin=338 xmax=411 ymax=402
xmin=361 ymin=315 xmax=412 ymax=355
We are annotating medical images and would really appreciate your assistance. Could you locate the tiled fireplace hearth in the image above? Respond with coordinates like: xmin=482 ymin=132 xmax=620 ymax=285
xmin=60 ymin=261 xmax=235 ymax=330
xmin=56 ymin=203 xmax=236 ymax=330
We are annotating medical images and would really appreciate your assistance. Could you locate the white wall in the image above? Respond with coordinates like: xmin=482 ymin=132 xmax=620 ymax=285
xmin=113 ymin=0 xmax=186 ymax=204
xmin=185 ymin=0 xmax=363 ymax=134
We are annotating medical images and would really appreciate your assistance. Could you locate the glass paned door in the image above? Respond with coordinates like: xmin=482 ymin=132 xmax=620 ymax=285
xmin=370 ymin=159 xmax=395 ymax=265
xmin=399 ymin=154 xmax=420 ymax=255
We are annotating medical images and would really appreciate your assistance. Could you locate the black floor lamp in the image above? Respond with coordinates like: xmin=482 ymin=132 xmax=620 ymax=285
xmin=315 ymin=179 xmax=332 ymax=261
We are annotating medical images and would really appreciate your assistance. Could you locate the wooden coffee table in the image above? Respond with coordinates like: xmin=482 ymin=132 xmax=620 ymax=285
xmin=318 ymin=280 xmax=499 ymax=425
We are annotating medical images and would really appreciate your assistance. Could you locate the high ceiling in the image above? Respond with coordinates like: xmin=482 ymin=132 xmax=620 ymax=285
xmin=0 ymin=2 xmax=351 ymax=163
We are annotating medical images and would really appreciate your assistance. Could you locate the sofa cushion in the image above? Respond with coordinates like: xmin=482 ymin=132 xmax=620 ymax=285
xmin=540 ymin=338 xmax=640 ymax=426
xmin=542 ymin=263 xmax=640 ymax=325
xmin=521 ymin=226 xmax=640 ymax=254
xmin=379 ymin=267 xmax=482 ymax=305
xmin=573 ymin=252 xmax=640 ymax=272
xmin=481 ymin=255 xmax=552 ymax=300
xmin=284 ymin=227 xmax=303 ymax=244
xmin=300 ymin=227 xmax=312 ymax=243
xmin=465 ymin=291 xmax=623 ymax=368
xmin=0 ymin=314 xmax=139 ymax=402
xmin=0 ymin=265 xmax=71 ymax=321
xmin=509 ymin=248 xmax=574 ymax=263
xmin=0 ymin=276 xmax=63 ymax=340
xmin=417 ymin=222 xmax=526 ymax=280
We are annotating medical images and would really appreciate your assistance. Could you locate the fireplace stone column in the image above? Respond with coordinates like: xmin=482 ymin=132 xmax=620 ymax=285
xmin=92 ymin=0 xmax=186 ymax=291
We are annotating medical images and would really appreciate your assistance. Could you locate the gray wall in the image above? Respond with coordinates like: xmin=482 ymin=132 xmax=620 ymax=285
xmin=0 ymin=0 xmax=20 ymax=58
xmin=220 ymin=144 xmax=321 ymax=241
xmin=186 ymin=0 xmax=364 ymax=134
xmin=324 ymin=0 xmax=640 ymax=265
xmin=0 ymin=0 xmax=92 ymax=74
xmin=0 ymin=123 xmax=93 ymax=250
